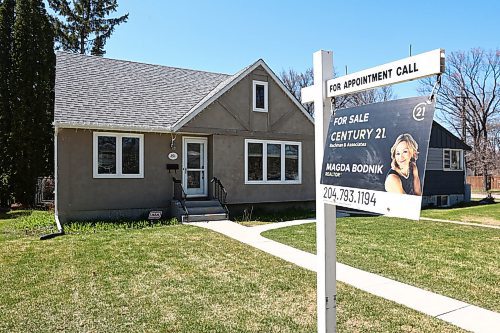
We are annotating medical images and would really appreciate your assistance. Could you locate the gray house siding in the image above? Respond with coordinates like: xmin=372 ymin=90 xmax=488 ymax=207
xmin=210 ymin=134 xmax=315 ymax=204
xmin=180 ymin=66 xmax=315 ymax=204
xmin=425 ymin=148 xmax=443 ymax=170
xmin=56 ymin=64 xmax=315 ymax=222
xmin=57 ymin=129 xmax=177 ymax=222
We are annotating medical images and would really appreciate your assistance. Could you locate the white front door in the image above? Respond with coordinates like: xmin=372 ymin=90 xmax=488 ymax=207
xmin=182 ymin=137 xmax=208 ymax=197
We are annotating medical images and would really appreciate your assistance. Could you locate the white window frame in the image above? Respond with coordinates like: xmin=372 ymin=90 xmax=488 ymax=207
xmin=93 ymin=132 xmax=144 ymax=179
xmin=244 ymin=139 xmax=302 ymax=184
xmin=437 ymin=195 xmax=449 ymax=207
xmin=252 ymin=80 xmax=268 ymax=112
xmin=443 ymin=148 xmax=463 ymax=171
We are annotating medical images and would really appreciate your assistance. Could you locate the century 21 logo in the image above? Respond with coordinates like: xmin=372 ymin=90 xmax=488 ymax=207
xmin=412 ymin=102 xmax=430 ymax=121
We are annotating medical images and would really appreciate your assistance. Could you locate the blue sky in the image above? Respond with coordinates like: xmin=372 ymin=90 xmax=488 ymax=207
xmin=104 ymin=0 xmax=499 ymax=98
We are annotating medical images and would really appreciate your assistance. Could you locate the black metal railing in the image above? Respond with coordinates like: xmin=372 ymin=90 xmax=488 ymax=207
xmin=172 ymin=177 xmax=185 ymax=200
xmin=211 ymin=177 xmax=229 ymax=218
xmin=211 ymin=177 xmax=227 ymax=204
xmin=172 ymin=177 xmax=188 ymax=215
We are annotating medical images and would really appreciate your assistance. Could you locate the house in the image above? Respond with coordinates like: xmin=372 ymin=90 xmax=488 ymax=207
xmin=422 ymin=121 xmax=472 ymax=207
xmin=54 ymin=52 xmax=315 ymax=223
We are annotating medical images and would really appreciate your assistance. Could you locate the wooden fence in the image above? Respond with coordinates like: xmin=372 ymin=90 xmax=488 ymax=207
xmin=467 ymin=176 xmax=500 ymax=191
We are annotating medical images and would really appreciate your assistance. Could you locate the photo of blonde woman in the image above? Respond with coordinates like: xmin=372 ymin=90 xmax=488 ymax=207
xmin=384 ymin=133 xmax=422 ymax=196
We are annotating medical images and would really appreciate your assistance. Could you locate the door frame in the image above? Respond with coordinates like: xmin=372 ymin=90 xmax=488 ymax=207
xmin=182 ymin=136 xmax=208 ymax=198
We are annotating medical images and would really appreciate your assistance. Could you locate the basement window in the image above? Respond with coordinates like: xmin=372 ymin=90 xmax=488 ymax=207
xmin=93 ymin=132 xmax=144 ymax=178
xmin=437 ymin=195 xmax=449 ymax=207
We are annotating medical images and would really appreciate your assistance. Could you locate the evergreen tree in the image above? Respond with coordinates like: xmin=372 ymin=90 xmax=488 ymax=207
xmin=49 ymin=0 xmax=128 ymax=56
xmin=0 ymin=0 xmax=15 ymax=207
xmin=11 ymin=0 xmax=55 ymax=204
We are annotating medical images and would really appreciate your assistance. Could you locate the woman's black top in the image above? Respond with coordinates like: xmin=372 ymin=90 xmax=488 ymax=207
xmin=386 ymin=166 xmax=415 ymax=195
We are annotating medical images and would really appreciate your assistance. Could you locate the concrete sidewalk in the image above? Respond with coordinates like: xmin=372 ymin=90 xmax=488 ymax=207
xmin=190 ymin=219 xmax=500 ymax=333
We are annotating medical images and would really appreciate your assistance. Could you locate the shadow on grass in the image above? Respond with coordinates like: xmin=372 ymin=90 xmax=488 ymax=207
xmin=0 ymin=210 xmax=33 ymax=221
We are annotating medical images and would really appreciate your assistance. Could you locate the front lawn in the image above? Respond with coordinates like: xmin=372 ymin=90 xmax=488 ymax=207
xmin=262 ymin=216 xmax=500 ymax=313
xmin=0 ymin=211 xmax=465 ymax=332
xmin=421 ymin=202 xmax=500 ymax=226
xmin=233 ymin=208 xmax=315 ymax=227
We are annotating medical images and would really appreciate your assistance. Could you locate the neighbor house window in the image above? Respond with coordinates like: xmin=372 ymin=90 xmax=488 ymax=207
xmin=252 ymin=80 xmax=268 ymax=112
xmin=93 ymin=132 xmax=144 ymax=178
xmin=437 ymin=195 xmax=449 ymax=207
xmin=245 ymin=139 xmax=301 ymax=184
xmin=443 ymin=149 xmax=462 ymax=171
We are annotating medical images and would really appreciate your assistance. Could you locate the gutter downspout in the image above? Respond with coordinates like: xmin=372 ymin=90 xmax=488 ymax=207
xmin=40 ymin=126 xmax=64 ymax=240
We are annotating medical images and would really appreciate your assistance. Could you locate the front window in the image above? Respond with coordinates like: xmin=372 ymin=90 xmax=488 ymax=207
xmin=93 ymin=132 xmax=144 ymax=178
xmin=443 ymin=149 xmax=462 ymax=171
xmin=245 ymin=139 xmax=301 ymax=184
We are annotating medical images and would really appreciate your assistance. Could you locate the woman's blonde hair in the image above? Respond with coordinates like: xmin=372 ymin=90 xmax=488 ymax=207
xmin=390 ymin=133 xmax=419 ymax=167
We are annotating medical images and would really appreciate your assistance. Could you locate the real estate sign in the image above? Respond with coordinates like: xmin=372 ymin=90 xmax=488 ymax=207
xmin=327 ymin=49 xmax=445 ymax=97
xmin=320 ymin=96 xmax=435 ymax=220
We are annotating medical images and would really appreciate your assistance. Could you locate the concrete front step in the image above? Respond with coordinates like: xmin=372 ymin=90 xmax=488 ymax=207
xmin=182 ymin=213 xmax=227 ymax=223
xmin=187 ymin=206 xmax=226 ymax=215
xmin=185 ymin=200 xmax=221 ymax=208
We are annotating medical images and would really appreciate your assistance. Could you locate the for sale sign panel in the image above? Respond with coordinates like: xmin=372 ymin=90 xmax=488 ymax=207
xmin=320 ymin=96 xmax=435 ymax=220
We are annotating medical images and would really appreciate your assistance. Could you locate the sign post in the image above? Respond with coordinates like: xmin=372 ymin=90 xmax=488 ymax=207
xmin=301 ymin=49 xmax=444 ymax=333
xmin=302 ymin=50 xmax=337 ymax=333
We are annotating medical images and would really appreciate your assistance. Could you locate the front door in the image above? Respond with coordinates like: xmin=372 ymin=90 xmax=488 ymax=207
xmin=182 ymin=137 xmax=208 ymax=197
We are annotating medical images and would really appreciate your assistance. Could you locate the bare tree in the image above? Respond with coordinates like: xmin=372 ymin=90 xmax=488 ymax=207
xmin=348 ymin=85 xmax=395 ymax=107
xmin=419 ymin=48 xmax=500 ymax=190
xmin=280 ymin=68 xmax=314 ymax=114
xmin=279 ymin=67 xmax=395 ymax=116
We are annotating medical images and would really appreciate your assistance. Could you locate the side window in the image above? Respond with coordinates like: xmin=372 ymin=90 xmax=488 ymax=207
xmin=443 ymin=149 xmax=462 ymax=171
xmin=252 ymin=80 xmax=268 ymax=112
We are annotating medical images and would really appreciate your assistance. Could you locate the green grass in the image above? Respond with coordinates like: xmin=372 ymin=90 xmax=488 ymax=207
xmin=421 ymin=202 xmax=500 ymax=225
xmin=237 ymin=221 xmax=273 ymax=227
xmin=0 ymin=211 xmax=466 ymax=332
xmin=262 ymin=216 xmax=500 ymax=313
xmin=0 ymin=210 xmax=57 ymax=240
xmin=233 ymin=208 xmax=315 ymax=226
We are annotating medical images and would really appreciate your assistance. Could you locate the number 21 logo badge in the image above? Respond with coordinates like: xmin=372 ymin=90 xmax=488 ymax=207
xmin=412 ymin=101 xmax=431 ymax=121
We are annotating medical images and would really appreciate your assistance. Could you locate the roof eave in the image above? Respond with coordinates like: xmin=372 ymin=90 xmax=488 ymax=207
xmin=54 ymin=121 xmax=174 ymax=133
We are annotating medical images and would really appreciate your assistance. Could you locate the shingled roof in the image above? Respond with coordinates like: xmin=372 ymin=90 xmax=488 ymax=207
xmin=54 ymin=52 xmax=313 ymax=132
xmin=54 ymin=52 xmax=233 ymax=132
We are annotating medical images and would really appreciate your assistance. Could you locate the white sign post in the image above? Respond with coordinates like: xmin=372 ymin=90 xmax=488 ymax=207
xmin=301 ymin=49 xmax=444 ymax=333
xmin=301 ymin=50 xmax=337 ymax=333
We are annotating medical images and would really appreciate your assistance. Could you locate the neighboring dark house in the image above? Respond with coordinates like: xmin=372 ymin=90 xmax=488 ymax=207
xmin=54 ymin=52 xmax=315 ymax=223
xmin=422 ymin=121 xmax=472 ymax=207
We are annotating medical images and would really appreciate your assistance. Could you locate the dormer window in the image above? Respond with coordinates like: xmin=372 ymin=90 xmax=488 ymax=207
xmin=253 ymin=80 xmax=268 ymax=112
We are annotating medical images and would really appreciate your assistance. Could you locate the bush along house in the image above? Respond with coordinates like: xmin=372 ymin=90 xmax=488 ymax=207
xmin=422 ymin=121 xmax=472 ymax=207
xmin=54 ymin=52 xmax=315 ymax=223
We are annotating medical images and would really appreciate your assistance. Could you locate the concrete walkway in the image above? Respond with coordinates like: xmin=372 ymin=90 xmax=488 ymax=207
xmin=189 ymin=219 xmax=500 ymax=333
xmin=471 ymin=193 xmax=500 ymax=199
